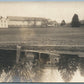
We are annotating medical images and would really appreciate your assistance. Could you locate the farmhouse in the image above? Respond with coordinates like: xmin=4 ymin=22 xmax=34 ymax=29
xmin=0 ymin=16 xmax=8 ymax=28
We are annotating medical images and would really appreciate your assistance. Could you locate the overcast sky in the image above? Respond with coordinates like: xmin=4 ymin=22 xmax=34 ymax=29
xmin=0 ymin=2 xmax=84 ymax=23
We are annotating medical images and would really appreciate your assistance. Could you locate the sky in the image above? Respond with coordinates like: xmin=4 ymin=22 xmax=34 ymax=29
xmin=0 ymin=2 xmax=84 ymax=23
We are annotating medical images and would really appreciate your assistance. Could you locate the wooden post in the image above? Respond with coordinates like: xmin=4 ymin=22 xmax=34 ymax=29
xmin=34 ymin=19 xmax=36 ymax=27
xmin=39 ymin=53 xmax=41 ymax=67
xmin=39 ymin=53 xmax=41 ymax=61
xmin=16 ymin=45 xmax=21 ymax=64
xmin=50 ymin=54 xmax=52 ymax=66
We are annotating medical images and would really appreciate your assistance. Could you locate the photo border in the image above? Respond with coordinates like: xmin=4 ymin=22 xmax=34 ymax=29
xmin=0 ymin=0 xmax=84 ymax=84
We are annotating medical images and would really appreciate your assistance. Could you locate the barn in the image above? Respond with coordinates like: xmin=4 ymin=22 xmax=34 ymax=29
xmin=8 ymin=16 xmax=48 ymax=28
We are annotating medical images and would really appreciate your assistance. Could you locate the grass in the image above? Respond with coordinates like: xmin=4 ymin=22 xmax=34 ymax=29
xmin=0 ymin=27 xmax=83 ymax=51
xmin=0 ymin=26 xmax=83 ymax=57
xmin=0 ymin=27 xmax=84 ymax=46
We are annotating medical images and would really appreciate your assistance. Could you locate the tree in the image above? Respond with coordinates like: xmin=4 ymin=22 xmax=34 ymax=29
xmin=71 ymin=14 xmax=80 ymax=27
xmin=60 ymin=20 xmax=66 ymax=26
xmin=79 ymin=57 xmax=84 ymax=77
xmin=58 ymin=54 xmax=79 ymax=82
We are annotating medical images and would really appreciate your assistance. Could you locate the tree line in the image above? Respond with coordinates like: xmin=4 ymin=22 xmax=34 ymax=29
xmin=60 ymin=14 xmax=80 ymax=27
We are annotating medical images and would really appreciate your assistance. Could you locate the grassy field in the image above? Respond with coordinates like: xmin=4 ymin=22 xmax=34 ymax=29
xmin=0 ymin=27 xmax=84 ymax=46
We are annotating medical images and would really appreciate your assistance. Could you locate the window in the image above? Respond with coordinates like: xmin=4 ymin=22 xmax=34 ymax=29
xmin=1 ymin=24 xmax=3 ymax=26
xmin=1 ymin=20 xmax=2 ymax=22
xmin=4 ymin=20 xmax=6 ymax=23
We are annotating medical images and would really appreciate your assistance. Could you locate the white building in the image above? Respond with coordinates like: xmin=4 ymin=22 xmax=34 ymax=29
xmin=47 ymin=19 xmax=58 ymax=27
xmin=80 ymin=20 xmax=84 ymax=25
xmin=0 ymin=17 xmax=8 ymax=28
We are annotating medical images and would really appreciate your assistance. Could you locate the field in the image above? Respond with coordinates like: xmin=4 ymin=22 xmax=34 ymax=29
xmin=0 ymin=27 xmax=84 ymax=61
xmin=0 ymin=27 xmax=84 ymax=46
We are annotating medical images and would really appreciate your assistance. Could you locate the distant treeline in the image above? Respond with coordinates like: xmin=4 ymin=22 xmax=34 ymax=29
xmin=60 ymin=14 xmax=84 ymax=27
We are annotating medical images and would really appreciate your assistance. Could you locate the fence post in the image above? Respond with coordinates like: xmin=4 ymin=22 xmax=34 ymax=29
xmin=16 ymin=45 xmax=21 ymax=64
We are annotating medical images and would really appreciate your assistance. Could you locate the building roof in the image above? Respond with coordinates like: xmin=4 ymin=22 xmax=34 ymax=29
xmin=7 ymin=16 xmax=48 ymax=21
